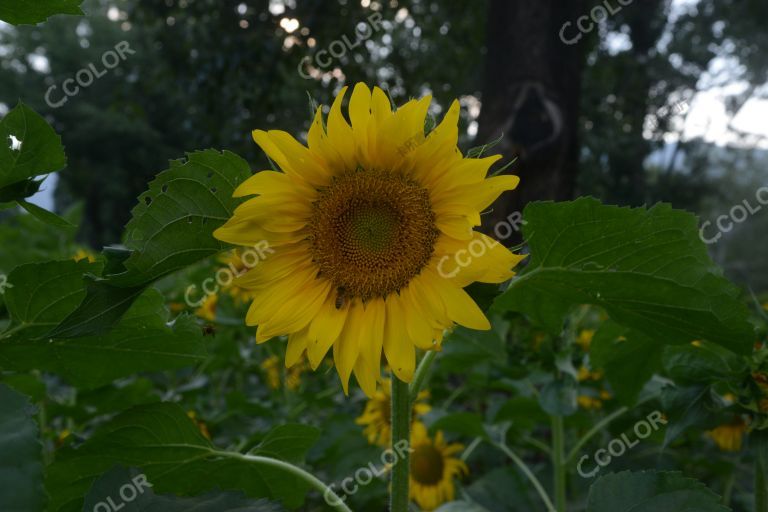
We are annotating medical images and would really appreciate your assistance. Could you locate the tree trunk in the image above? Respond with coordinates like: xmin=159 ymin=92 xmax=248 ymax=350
xmin=477 ymin=0 xmax=587 ymax=241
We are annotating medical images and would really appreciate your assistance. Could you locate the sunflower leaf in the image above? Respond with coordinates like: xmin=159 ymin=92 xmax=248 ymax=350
xmin=251 ymin=424 xmax=321 ymax=464
xmin=0 ymin=0 xmax=84 ymax=25
xmin=662 ymin=342 xmax=747 ymax=385
xmin=48 ymin=149 xmax=251 ymax=338
xmin=494 ymin=198 xmax=754 ymax=355
xmin=16 ymin=199 xmax=76 ymax=228
xmin=590 ymin=323 xmax=664 ymax=405
xmin=82 ymin=466 xmax=282 ymax=512
xmin=0 ymin=384 xmax=45 ymax=512
xmin=46 ymin=403 xmax=317 ymax=511
xmin=586 ymin=470 xmax=729 ymax=512
xmin=659 ymin=384 xmax=718 ymax=447
xmin=0 ymin=260 xmax=206 ymax=388
xmin=0 ymin=102 xmax=66 ymax=195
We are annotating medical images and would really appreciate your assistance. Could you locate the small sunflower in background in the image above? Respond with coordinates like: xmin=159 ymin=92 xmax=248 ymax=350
xmin=577 ymin=364 xmax=611 ymax=410
xmin=577 ymin=365 xmax=603 ymax=382
xmin=260 ymin=354 xmax=306 ymax=391
xmin=214 ymin=83 xmax=523 ymax=396
xmin=409 ymin=422 xmax=468 ymax=511
xmin=194 ymin=293 xmax=218 ymax=322
xmin=72 ymin=248 xmax=96 ymax=263
xmin=706 ymin=417 xmax=748 ymax=452
xmin=356 ymin=378 xmax=431 ymax=447
xmin=576 ymin=329 xmax=595 ymax=352
xmin=577 ymin=390 xmax=612 ymax=410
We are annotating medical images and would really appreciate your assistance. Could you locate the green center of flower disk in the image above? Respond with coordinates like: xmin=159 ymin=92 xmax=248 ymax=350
xmin=309 ymin=168 xmax=439 ymax=304
xmin=411 ymin=444 xmax=445 ymax=485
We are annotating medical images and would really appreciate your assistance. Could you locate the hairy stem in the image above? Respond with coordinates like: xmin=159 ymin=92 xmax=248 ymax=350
xmin=409 ymin=350 xmax=437 ymax=402
xmin=390 ymin=377 xmax=412 ymax=512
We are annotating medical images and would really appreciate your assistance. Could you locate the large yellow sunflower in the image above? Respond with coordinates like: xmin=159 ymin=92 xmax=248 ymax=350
xmin=356 ymin=378 xmax=431 ymax=447
xmin=214 ymin=83 xmax=524 ymax=396
xmin=409 ymin=422 xmax=468 ymax=510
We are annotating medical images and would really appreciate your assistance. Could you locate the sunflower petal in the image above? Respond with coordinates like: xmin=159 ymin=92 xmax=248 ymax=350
xmin=383 ymin=296 xmax=416 ymax=382
xmin=334 ymin=302 xmax=363 ymax=394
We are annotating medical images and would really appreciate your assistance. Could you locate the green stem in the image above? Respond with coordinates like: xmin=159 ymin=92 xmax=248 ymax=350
xmin=409 ymin=350 xmax=437 ymax=402
xmin=390 ymin=377 xmax=412 ymax=512
xmin=495 ymin=441 xmax=556 ymax=512
xmin=212 ymin=451 xmax=353 ymax=512
xmin=524 ymin=436 xmax=552 ymax=456
xmin=552 ymin=416 xmax=567 ymax=512
xmin=461 ymin=437 xmax=483 ymax=462
xmin=722 ymin=469 xmax=735 ymax=506
xmin=564 ymin=392 xmax=660 ymax=465
xmin=757 ymin=431 xmax=768 ymax=512
xmin=565 ymin=406 xmax=629 ymax=464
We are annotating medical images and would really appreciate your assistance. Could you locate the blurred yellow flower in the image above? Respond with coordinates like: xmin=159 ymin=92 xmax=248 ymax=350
xmin=260 ymin=354 xmax=306 ymax=391
xmin=194 ymin=293 xmax=218 ymax=322
xmin=577 ymin=365 xmax=603 ymax=382
xmin=409 ymin=422 xmax=467 ymax=511
xmin=213 ymin=83 xmax=524 ymax=396
xmin=706 ymin=418 xmax=747 ymax=452
xmin=186 ymin=410 xmax=211 ymax=440
xmin=72 ymin=249 xmax=96 ymax=262
xmin=578 ymin=390 xmax=612 ymax=410
xmin=168 ymin=301 xmax=186 ymax=314
xmin=355 ymin=378 xmax=430 ymax=447
xmin=576 ymin=329 xmax=595 ymax=351
xmin=577 ymin=395 xmax=603 ymax=410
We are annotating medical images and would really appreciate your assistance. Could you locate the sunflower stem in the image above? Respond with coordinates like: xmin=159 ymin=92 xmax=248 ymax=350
xmin=552 ymin=415 xmax=567 ymax=512
xmin=390 ymin=377 xmax=412 ymax=512
xmin=409 ymin=350 xmax=437 ymax=402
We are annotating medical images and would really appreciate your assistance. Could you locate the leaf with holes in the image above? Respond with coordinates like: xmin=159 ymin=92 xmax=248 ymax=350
xmin=0 ymin=260 xmax=206 ymax=388
xmin=46 ymin=403 xmax=319 ymax=511
xmin=494 ymin=198 xmax=754 ymax=355
xmin=0 ymin=0 xmax=84 ymax=25
xmin=0 ymin=102 xmax=66 ymax=195
xmin=49 ymin=149 xmax=251 ymax=338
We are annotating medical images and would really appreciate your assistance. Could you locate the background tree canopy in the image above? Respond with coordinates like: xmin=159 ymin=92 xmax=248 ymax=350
xmin=2 ymin=2 xmax=768 ymax=512
xmin=1 ymin=0 xmax=766 ymax=290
